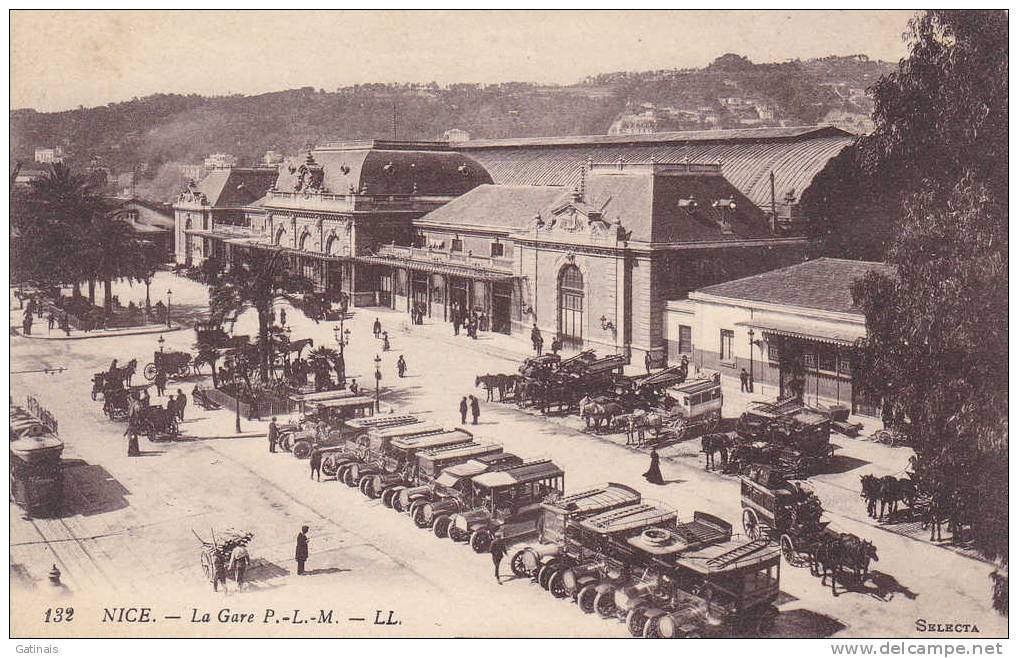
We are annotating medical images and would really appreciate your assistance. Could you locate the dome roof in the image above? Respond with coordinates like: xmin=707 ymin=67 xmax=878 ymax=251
xmin=274 ymin=141 xmax=493 ymax=197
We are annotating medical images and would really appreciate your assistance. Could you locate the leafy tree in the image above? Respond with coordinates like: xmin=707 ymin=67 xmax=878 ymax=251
xmin=849 ymin=11 xmax=1007 ymax=606
xmin=209 ymin=249 xmax=313 ymax=382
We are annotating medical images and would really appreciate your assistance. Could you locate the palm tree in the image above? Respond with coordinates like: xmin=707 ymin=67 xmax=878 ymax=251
xmin=209 ymin=248 xmax=313 ymax=382
xmin=307 ymin=346 xmax=343 ymax=388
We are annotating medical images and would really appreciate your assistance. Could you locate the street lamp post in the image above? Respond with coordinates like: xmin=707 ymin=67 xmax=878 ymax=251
xmin=333 ymin=324 xmax=350 ymax=386
xmin=166 ymin=289 xmax=173 ymax=328
xmin=158 ymin=335 xmax=165 ymax=353
xmin=748 ymin=328 xmax=755 ymax=393
xmin=373 ymin=354 xmax=382 ymax=411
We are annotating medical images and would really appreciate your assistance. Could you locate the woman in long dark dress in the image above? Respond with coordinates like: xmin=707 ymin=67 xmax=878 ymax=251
xmin=643 ymin=448 xmax=665 ymax=485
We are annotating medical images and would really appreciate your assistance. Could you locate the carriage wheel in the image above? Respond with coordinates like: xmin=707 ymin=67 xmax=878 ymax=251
xmin=548 ymin=570 xmax=569 ymax=599
xmin=742 ymin=508 xmax=760 ymax=539
xmin=432 ymin=516 xmax=452 ymax=539
xmin=143 ymin=363 xmax=158 ymax=381
xmin=469 ymin=529 xmax=493 ymax=553
xmin=321 ymin=457 xmax=337 ymax=478
xmin=342 ymin=468 xmax=358 ymax=488
xmin=380 ymin=487 xmax=397 ymax=509
xmin=626 ymin=607 xmax=649 ymax=637
xmin=537 ymin=563 xmax=557 ymax=590
xmin=413 ymin=505 xmax=431 ymax=528
xmin=358 ymin=476 xmax=373 ymax=497
xmin=292 ymin=441 xmax=312 ymax=460
xmin=510 ymin=551 xmax=529 ymax=578
xmin=577 ymin=585 xmax=599 ymax=613
xmin=593 ymin=589 xmax=616 ymax=618
xmin=779 ymin=534 xmax=798 ymax=565
xmin=449 ymin=525 xmax=468 ymax=543
xmin=394 ymin=495 xmax=409 ymax=514
xmin=200 ymin=548 xmax=214 ymax=582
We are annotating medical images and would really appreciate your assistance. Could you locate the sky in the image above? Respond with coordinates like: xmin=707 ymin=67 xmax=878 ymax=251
xmin=10 ymin=10 xmax=916 ymax=113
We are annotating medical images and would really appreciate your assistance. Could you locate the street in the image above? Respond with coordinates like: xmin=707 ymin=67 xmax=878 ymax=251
xmin=9 ymin=272 xmax=1007 ymax=638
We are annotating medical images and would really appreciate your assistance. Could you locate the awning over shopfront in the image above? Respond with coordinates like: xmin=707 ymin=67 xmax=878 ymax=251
xmin=355 ymin=254 xmax=516 ymax=281
xmin=736 ymin=318 xmax=864 ymax=347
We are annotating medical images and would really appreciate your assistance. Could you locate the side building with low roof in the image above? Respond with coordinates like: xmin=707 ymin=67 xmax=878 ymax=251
xmin=674 ymin=258 xmax=896 ymax=416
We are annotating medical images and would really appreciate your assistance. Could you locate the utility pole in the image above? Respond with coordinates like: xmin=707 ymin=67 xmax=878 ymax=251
xmin=769 ymin=170 xmax=777 ymax=233
xmin=392 ymin=102 xmax=397 ymax=141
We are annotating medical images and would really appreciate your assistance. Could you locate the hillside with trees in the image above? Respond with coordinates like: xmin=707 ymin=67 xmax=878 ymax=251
xmin=10 ymin=54 xmax=894 ymax=202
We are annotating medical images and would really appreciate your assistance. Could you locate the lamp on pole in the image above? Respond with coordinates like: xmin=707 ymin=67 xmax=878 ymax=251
xmin=373 ymin=354 xmax=382 ymax=411
xmin=748 ymin=329 xmax=755 ymax=393
xmin=234 ymin=385 xmax=242 ymax=434
xmin=166 ymin=289 xmax=173 ymax=328
xmin=158 ymin=335 xmax=165 ymax=353
xmin=333 ymin=324 xmax=350 ymax=385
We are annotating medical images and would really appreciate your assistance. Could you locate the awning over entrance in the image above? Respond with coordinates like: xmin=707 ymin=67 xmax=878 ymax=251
xmin=355 ymin=254 xmax=516 ymax=281
xmin=736 ymin=318 xmax=863 ymax=346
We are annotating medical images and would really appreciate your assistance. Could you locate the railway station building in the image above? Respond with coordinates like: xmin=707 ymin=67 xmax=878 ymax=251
xmin=173 ymin=126 xmax=856 ymax=367
xmin=675 ymin=258 xmax=895 ymax=416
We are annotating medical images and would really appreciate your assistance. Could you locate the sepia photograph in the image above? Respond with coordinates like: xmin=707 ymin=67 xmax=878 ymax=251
xmin=6 ymin=8 xmax=1009 ymax=645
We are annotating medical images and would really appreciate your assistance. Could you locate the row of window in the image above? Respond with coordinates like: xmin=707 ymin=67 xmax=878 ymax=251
xmin=717 ymin=328 xmax=852 ymax=374
xmin=416 ymin=233 xmax=505 ymax=258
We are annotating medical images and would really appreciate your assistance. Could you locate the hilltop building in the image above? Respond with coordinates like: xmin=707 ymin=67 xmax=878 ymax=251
xmin=203 ymin=153 xmax=238 ymax=169
xmin=34 ymin=147 xmax=64 ymax=164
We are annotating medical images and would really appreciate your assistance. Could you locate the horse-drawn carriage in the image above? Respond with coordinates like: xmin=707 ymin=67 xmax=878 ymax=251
xmin=103 ymin=384 xmax=152 ymax=421
xmin=732 ymin=399 xmax=834 ymax=477
xmin=612 ymin=370 xmax=723 ymax=446
xmin=91 ymin=359 xmax=138 ymax=400
xmin=144 ymin=350 xmax=195 ymax=381
xmin=194 ymin=320 xmax=250 ymax=350
xmin=740 ymin=464 xmax=877 ymax=594
xmin=134 ymin=404 xmax=180 ymax=441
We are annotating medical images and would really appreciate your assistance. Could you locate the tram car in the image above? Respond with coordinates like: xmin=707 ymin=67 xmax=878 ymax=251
xmin=10 ymin=401 xmax=64 ymax=517
xmin=355 ymin=428 xmax=476 ymax=498
xmin=383 ymin=441 xmax=505 ymax=510
xmin=446 ymin=459 xmax=565 ymax=553
xmin=404 ymin=451 xmax=525 ymax=527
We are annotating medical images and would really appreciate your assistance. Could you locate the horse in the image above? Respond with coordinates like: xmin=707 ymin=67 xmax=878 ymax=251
xmin=108 ymin=359 xmax=137 ymax=387
xmin=701 ymin=433 xmax=730 ymax=471
xmin=476 ymin=375 xmax=500 ymax=402
xmin=810 ymin=532 xmax=844 ymax=595
xmin=839 ymin=533 xmax=879 ymax=581
xmin=578 ymin=396 xmax=622 ymax=432
xmin=860 ymin=474 xmax=881 ymax=518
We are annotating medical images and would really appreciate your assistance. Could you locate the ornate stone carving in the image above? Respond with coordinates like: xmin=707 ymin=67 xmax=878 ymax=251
xmin=294 ymin=151 xmax=325 ymax=194
xmin=178 ymin=179 xmax=208 ymax=205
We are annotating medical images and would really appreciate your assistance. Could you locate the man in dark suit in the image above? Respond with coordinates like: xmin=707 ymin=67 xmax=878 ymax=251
xmin=295 ymin=525 xmax=310 ymax=575
xmin=490 ymin=536 xmax=508 ymax=584
xmin=459 ymin=397 xmax=468 ymax=425
xmin=268 ymin=417 xmax=279 ymax=453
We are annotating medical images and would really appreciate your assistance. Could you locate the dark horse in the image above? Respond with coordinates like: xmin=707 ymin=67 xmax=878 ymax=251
xmin=701 ymin=433 xmax=730 ymax=471
xmin=811 ymin=531 xmax=878 ymax=596
xmin=860 ymin=474 xmax=917 ymax=521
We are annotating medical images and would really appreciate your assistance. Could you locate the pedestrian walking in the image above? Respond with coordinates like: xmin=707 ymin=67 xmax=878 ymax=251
xmin=452 ymin=313 xmax=461 ymax=336
xmin=47 ymin=312 xmax=55 ymax=332
xmin=124 ymin=420 xmax=141 ymax=456
xmin=645 ymin=351 xmax=653 ymax=374
xmin=550 ymin=335 xmax=562 ymax=355
xmin=382 ymin=331 xmax=390 ymax=352
xmin=459 ymin=397 xmax=468 ymax=425
xmin=295 ymin=525 xmax=310 ymax=575
xmin=373 ymin=318 xmax=382 ymax=338
xmin=396 ymin=355 xmax=407 ymax=378
xmin=269 ymin=308 xmax=277 ymax=326
xmin=490 ymin=536 xmax=508 ymax=584
xmin=469 ymin=395 xmax=480 ymax=425
xmin=154 ymin=369 xmax=167 ymax=397
xmin=229 ymin=544 xmax=250 ymax=591
xmin=166 ymin=394 xmax=176 ymax=419
xmin=531 ymin=324 xmax=542 ymax=355
xmin=175 ymin=388 xmax=187 ymax=420
xmin=212 ymin=549 xmax=227 ymax=593
xmin=310 ymin=447 xmax=322 ymax=481
xmin=643 ymin=448 xmax=665 ymax=485
xmin=740 ymin=368 xmax=749 ymax=393
xmin=268 ymin=417 xmax=279 ymax=453
xmin=280 ymin=308 xmax=287 ymax=326
xmin=22 ymin=313 xmax=32 ymax=336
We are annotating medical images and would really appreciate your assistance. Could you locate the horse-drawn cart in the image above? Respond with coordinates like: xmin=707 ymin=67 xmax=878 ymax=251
xmin=144 ymin=350 xmax=194 ymax=381
xmin=193 ymin=528 xmax=253 ymax=586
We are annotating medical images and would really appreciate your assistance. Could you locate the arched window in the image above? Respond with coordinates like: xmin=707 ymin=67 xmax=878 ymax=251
xmin=558 ymin=264 xmax=584 ymax=347
xmin=274 ymin=226 xmax=287 ymax=245
xmin=324 ymin=235 xmax=338 ymax=256
xmin=299 ymin=231 xmax=311 ymax=251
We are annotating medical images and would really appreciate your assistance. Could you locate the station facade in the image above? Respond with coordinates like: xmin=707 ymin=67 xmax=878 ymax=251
xmin=174 ymin=127 xmax=855 ymax=367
